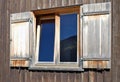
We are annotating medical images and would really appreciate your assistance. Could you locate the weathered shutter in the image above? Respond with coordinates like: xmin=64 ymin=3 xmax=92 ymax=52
xmin=81 ymin=2 xmax=111 ymax=69
xmin=10 ymin=12 xmax=36 ymax=67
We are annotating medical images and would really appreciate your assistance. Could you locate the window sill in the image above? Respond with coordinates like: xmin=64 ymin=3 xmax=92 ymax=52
xmin=29 ymin=66 xmax=84 ymax=71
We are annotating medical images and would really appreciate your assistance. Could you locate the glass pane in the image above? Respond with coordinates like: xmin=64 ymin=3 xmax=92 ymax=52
xmin=60 ymin=14 xmax=77 ymax=62
xmin=38 ymin=22 xmax=55 ymax=62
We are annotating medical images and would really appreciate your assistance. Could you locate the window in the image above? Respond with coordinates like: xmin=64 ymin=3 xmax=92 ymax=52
xmin=38 ymin=22 xmax=55 ymax=62
xmin=31 ymin=7 xmax=81 ymax=70
xmin=10 ymin=2 xmax=111 ymax=71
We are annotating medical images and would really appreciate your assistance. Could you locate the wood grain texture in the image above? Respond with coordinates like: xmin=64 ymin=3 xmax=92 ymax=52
xmin=97 ymin=70 xmax=104 ymax=82
xmin=75 ymin=0 xmax=83 ymax=5
xmin=103 ymin=70 xmax=111 ymax=82
xmin=31 ymin=0 xmax=37 ymax=10
xmin=26 ymin=0 xmax=31 ymax=11
xmin=0 ymin=0 xmax=2 ymax=81
xmin=112 ymin=0 xmax=120 ymax=82
xmin=68 ymin=0 xmax=75 ymax=5
xmin=50 ymin=0 xmax=56 ymax=8
xmin=89 ymin=70 xmax=97 ymax=82
xmin=1 ymin=0 xmax=5 ymax=81
xmin=83 ymin=0 xmax=111 ymax=4
xmin=10 ymin=12 xmax=35 ymax=67
xmin=82 ymin=70 xmax=89 ymax=82
xmin=56 ymin=0 xmax=62 ymax=7
xmin=43 ymin=0 xmax=50 ymax=9
xmin=20 ymin=0 xmax=26 ymax=12
xmin=82 ymin=2 xmax=111 ymax=69
xmin=62 ymin=0 xmax=69 ymax=6
xmin=0 ymin=0 xmax=115 ymax=82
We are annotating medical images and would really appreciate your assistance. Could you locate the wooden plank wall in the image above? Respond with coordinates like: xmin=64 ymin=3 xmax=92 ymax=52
xmin=2 ymin=0 xmax=120 ymax=82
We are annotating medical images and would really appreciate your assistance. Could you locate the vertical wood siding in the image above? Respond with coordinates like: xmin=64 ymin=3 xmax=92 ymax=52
xmin=112 ymin=0 xmax=120 ymax=81
xmin=2 ymin=0 xmax=120 ymax=82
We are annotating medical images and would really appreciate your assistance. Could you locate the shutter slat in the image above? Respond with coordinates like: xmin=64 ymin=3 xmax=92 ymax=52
xmin=81 ymin=2 xmax=111 ymax=69
xmin=101 ymin=15 xmax=109 ymax=58
xmin=82 ymin=2 xmax=111 ymax=14
xmin=11 ymin=22 xmax=29 ymax=58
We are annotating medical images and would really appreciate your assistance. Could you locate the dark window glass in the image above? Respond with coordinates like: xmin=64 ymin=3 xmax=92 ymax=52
xmin=38 ymin=22 xmax=55 ymax=62
xmin=60 ymin=14 xmax=77 ymax=62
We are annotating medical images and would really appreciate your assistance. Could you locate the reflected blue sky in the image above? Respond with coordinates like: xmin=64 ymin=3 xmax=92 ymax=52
xmin=60 ymin=14 xmax=77 ymax=40
xmin=38 ymin=23 xmax=55 ymax=62
xmin=38 ymin=14 xmax=77 ymax=62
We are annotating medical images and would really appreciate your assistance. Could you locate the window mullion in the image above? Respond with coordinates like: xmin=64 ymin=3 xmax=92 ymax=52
xmin=77 ymin=13 xmax=80 ymax=66
xmin=35 ymin=25 xmax=41 ymax=63
xmin=54 ymin=14 xmax=60 ymax=65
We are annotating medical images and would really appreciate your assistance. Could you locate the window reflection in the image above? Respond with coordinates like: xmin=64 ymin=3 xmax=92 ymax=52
xmin=60 ymin=14 xmax=77 ymax=62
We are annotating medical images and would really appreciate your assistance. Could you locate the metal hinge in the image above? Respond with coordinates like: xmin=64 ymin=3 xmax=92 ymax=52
xmin=29 ymin=56 xmax=32 ymax=61
xmin=80 ymin=58 xmax=83 ymax=67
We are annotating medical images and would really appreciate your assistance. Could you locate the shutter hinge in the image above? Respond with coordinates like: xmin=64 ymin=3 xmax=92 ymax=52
xmin=28 ymin=18 xmax=32 ymax=23
xmin=29 ymin=55 xmax=32 ymax=61
xmin=10 ymin=39 xmax=12 ymax=42
xmin=80 ymin=15 xmax=83 ymax=18
xmin=80 ymin=58 xmax=83 ymax=67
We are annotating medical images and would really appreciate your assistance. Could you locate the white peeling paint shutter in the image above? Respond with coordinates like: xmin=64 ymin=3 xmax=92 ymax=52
xmin=10 ymin=12 xmax=36 ymax=67
xmin=81 ymin=2 xmax=111 ymax=69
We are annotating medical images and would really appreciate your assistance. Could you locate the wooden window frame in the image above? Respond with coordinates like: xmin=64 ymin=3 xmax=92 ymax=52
xmin=35 ymin=15 xmax=56 ymax=66
xmin=10 ymin=2 xmax=111 ymax=70
xmin=30 ymin=6 xmax=83 ymax=71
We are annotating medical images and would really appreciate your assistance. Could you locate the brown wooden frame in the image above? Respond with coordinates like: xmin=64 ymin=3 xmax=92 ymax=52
xmin=30 ymin=6 xmax=83 ymax=71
